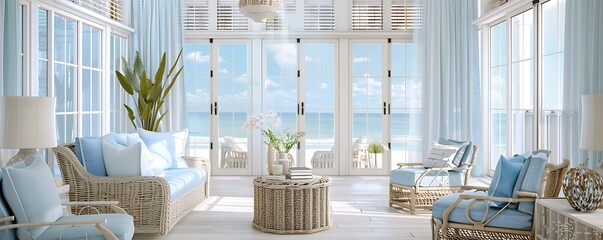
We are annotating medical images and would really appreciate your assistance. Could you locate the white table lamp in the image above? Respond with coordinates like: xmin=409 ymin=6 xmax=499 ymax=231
xmin=0 ymin=96 xmax=57 ymax=164
xmin=580 ymin=94 xmax=603 ymax=173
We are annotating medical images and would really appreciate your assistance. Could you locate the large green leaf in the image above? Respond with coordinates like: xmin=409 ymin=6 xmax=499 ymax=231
xmin=124 ymin=104 xmax=137 ymax=129
xmin=155 ymin=52 xmax=167 ymax=87
xmin=115 ymin=71 xmax=133 ymax=95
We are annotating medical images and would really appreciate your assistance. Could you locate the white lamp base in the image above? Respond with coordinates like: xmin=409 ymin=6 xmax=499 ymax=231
xmin=6 ymin=148 xmax=39 ymax=166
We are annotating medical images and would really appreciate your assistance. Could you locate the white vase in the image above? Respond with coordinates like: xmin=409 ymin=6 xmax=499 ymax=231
xmin=267 ymin=145 xmax=275 ymax=175
xmin=272 ymin=165 xmax=283 ymax=176
xmin=278 ymin=152 xmax=289 ymax=175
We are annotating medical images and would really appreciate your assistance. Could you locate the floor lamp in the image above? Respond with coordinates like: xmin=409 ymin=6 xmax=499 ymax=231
xmin=580 ymin=94 xmax=603 ymax=175
xmin=0 ymin=96 xmax=57 ymax=165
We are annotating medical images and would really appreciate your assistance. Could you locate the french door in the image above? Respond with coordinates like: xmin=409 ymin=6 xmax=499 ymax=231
xmin=184 ymin=40 xmax=252 ymax=175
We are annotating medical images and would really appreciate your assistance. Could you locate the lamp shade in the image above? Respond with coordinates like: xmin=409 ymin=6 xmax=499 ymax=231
xmin=580 ymin=94 xmax=603 ymax=151
xmin=0 ymin=96 xmax=57 ymax=149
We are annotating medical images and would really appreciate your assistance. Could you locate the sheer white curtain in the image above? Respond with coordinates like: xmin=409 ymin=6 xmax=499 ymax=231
xmin=131 ymin=0 xmax=185 ymax=131
xmin=1 ymin=0 xmax=18 ymax=96
xmin=562 ymin=0 xmax=603 ymax=168
xmin=415 ymin=0 xmax=483 ymax=174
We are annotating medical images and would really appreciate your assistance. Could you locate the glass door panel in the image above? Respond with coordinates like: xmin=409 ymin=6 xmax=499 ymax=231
xmin=351 ymin=42 xmax=385 ymax=173
xmin=390 ymin=43 xmax=422 ymax=169
xmin=263 ymin=41 xmax=299 ymax=164
xmin=183 ymin=43 xmax=211 ymax=159
xmin=216 ymin=43 xmax=250 ymax=174
xmin=302 ymin=42 xmax=336 ymax=174
xmin=489 ymin=21 xmax=508 ymax=171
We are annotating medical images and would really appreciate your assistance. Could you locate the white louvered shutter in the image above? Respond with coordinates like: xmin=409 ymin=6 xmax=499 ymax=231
xmin=391 ymin=0 xmax=421 ymax=30
xmin=217 ymin=0 xmax=249 ymax=30
xmin=304 ymin=0 xmax=335 ymax=30
xmin=78 ymin=0 xmax=124 ymax=22
xmin=265 ymin=0 xmax=296 ymax=30
xmin=183 ymin=0 xmax=209 ymax=31
xmin=352 ymin=0 xmax=383 ymax=30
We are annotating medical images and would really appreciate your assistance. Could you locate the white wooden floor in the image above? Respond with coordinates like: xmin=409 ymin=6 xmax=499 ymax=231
xmin=134 ymin=176 xmax=487 ymax=240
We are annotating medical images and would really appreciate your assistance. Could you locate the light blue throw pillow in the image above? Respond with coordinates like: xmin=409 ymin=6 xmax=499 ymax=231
xmin=487 ymin=155 xmax=525 ymax=208
xmin=517 ymin=156 xmax=548 ymax=215
xmin=137 ymin=129 xmax=189 ymax=169
xmin=2 ymin=158 xmax=63 ymax=240
xmin=438 ymin=139 xmax=471 ymax=167
xmin=127 ymin=134 xmax=165 ymax=176
xmin=75 ymin=137 xmax=107 ymax=176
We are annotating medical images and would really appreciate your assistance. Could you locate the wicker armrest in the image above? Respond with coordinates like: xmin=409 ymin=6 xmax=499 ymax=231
xmin=458 ymin=193 xmax=536 ymax=203
xmin=461 ymin=185 xmax=489 ymax=192
xmin=65 ymin=201 xmax=127 ymax=214
xmin=0 ymin=216 xmax=118 ymax=240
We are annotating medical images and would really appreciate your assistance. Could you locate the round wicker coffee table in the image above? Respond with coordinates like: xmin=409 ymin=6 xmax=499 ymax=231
xmin=252 ymin=176 xmax=331 ymax=234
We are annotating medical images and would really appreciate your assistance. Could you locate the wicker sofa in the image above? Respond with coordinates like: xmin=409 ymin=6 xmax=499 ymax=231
xmin=52 ymin=143 xmax=210 ymax=235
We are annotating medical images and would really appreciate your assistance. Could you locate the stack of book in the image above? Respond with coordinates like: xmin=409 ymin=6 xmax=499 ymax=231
xmin=288 ymin=167 xmax=313 ymax=180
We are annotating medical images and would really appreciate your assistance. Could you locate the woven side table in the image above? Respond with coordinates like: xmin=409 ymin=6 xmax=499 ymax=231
xmin=253 ymin=176 xmax=331 ymax=234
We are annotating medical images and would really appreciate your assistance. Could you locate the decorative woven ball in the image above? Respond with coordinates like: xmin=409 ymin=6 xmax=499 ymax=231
xmin=562 ymin=164 xmax=603 ymax=212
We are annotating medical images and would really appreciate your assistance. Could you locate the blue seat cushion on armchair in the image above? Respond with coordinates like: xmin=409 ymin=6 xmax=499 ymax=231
xmin=390 ymin=168 xmax=464 ymax=187
xmin=164 ymin=168 xmax=207 ymax=202
xmin=432 ymin=192 xmax=533 ymax=230
xmin=38 ymin=214 xmax=134 ymax=240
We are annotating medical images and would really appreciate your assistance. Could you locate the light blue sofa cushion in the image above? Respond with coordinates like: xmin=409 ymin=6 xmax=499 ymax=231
xmin=2 ymin=158 xmax=63 ymax=240
xmin=432 ymin=192 xmax=533 ymax=230
xmin=517 ymin=156 xmax=548 ymax=215
xmin=75 ymin=137 xmax=107 ymax=176
xmin=438 ymin=139 xmax=472 ymax=167
xmin=38 ymin=214 xmax=134 ymax=240
xmin=487 ymin=155 xmax=525 ymax=208
xmin=390 ymin=168 xmax=464 ymax=187
xmin=0 ymin=172 xmax=16 ymax=240
xmin=164 ymin=168 xmax=207 ymax=202
xmin=138 ymin=129 xmax=189 ymax=169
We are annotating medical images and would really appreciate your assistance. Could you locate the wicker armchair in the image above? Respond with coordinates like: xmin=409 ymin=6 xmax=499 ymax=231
xmin=431 ymin=159 xmax=570 ymax=240
xmin=389 ymin=145 xmax=478 ymax=214
xmin=52 ymin=143 xmax=210 ymax=235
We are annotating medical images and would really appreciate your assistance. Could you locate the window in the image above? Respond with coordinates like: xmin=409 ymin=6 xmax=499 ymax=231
xmin=183 ymin=0 xmax=209 ymax=31
xmin=266 ymin=0 xmax=296 ymax=30
xmin=183 ymin=43 xmax=212 ymax=157
xmin=38 ymin=9 xmax=49 ymax=96
xmin=352 ymin=0 xmax=383 ymax=30
xmin=217 ymin=0 xmax=249 ymax=30
xmin=54 ymin=15 xmax=79 ymax=144
xmin=304 ymin=0 xmax=335 ymax=30
xmin=483 ymin=0 xmax=566 ymax=172
xmin=78 ymin=0 xmax=124 ymax=22
xmin=391 ymin=0 xmax=421 ymax=30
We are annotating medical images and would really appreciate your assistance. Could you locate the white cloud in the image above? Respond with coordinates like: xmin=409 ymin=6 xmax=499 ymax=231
xmin=186 ymin=88 xmax=210 ymax=103
xmin=353 ymin=57 xmax=369 ymax=63
xmin=352 ymin=73 xmax=382 ymax=97
xmin=320 ymin=82 xmax=328 ymax=89
xmin=267 ymin=43 xmax=297 ymax=70
xmin=219 ymin=68 xmax=230 ymax=75
xmin=233 ymin=73 xmax=249 ymax=84
xmin=186 ymin=51 xmax=210 ymax=63
xmin=305 ymin=55 xmax=321 ymax=64
xmin=264 ymin=78 xmax=279 ymax=88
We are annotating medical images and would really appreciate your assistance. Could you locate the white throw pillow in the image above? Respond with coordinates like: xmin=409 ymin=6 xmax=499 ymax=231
xmin=423 ymin=143 xmax=462 ymax=168
xmin=127 ymin=134 xmax=165 ymax=176
xmin=102 ymin=139 xmax=142 ymax=176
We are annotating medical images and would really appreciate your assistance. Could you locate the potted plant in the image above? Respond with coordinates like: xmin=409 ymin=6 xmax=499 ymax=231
xmin=368 ymin=142 xmax=387 ymax=168
xmin=115 ymin=49 xmax=183 ymax=131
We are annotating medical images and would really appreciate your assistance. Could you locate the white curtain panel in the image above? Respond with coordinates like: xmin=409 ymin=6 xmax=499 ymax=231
xmin=562 ymin=0 xmax=603 ymax=168
xmin=414 ymin=0 xmax=482 ymax=174
xmin=1 ymin=0 xmax=18 ymax=96
xmin=131 ymin=0 xmax=186 ymax=132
